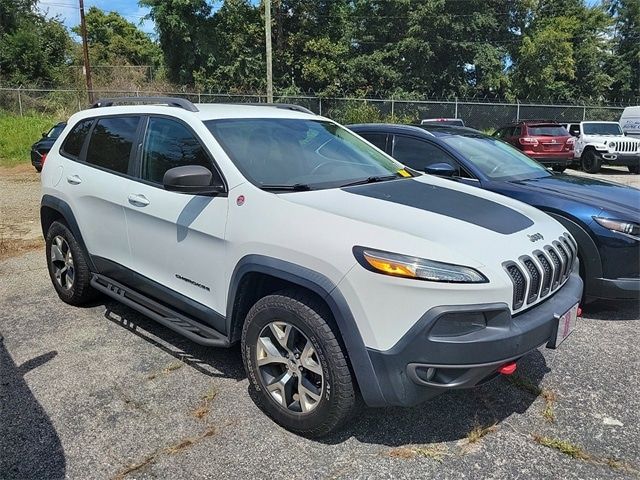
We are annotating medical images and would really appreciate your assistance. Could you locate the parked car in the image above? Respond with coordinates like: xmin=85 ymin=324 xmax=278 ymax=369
xmin=31 ymin=121 xmax=66 ymax=172
xmin=421 ymin=118 xmax=465 ymax=127
xmin=349 ymin=123 xmax=639 ymax=303
xmin=41 ymin=97 xmax=582 ymax=437
xmin=620 ymin=106 xmax=640 ymax=138
xmin=492 ymin=120 xmax=574 ymax=172
xmin=564 ymin=121 xmax=640 ymax=174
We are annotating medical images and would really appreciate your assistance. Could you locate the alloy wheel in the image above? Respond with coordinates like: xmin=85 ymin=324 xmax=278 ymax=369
xmin=51 ymin=235 xmax=75 ymax=290
xmin=256 ymin=321 xmax=324 ymax=414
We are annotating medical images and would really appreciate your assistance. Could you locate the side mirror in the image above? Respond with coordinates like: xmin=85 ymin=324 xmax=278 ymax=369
xmin=163 ymin=165 xmax=225 ymax=195
xmin=424 ymin=162 xmax=457 ymax=177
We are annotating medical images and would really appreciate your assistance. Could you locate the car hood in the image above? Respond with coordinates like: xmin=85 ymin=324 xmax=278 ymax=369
xmin=281 ymin=175 xmax=566 ymax=266
xmin=510 ymin=175 xmax=640 ymax=217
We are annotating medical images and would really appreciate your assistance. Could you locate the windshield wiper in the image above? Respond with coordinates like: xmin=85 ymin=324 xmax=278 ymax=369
xmin=260 ymin=183 xmax=312 ymax=192
xmin=340 ymin=174 xmax=400 ymax=188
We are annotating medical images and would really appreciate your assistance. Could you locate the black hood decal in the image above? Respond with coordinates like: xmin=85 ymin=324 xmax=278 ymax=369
xmin=343 ymin=179 xmax=533 ymax=235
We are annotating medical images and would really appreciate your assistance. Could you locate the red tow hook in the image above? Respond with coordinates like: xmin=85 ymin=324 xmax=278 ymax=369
xmin=498 ymin=362 xmax=517 ymax=375
xmin=577 ymin=306 xmax=583 ymax=317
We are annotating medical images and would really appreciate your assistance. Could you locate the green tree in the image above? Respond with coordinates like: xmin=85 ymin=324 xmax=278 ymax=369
xmin=606 ymin=0 xmax=640 ymax=100
xmin=72 ymin=7 xmax=162 ymax=68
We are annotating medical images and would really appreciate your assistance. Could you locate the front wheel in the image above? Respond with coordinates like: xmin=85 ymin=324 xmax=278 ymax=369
xmin=241 ymin=291 xmax=356 ymax=437
xmin=628 ymin=166 xmax=639 ymax=174
xmin=581 ymin=150 xmax=601 ymax=174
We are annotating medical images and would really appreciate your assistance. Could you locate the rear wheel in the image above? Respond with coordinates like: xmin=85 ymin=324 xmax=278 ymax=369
xmin=628 ymin=166 xmax=639 ymax=174
xmin=552 ymin=166 xmax=567 ymax=173
xmin=241 ymin=290 xmax=356 ymax=437
xmin=45 ymin=221 xmax=97 ymax=305
xmin=581 ymin=150 xmax=601 ymax=174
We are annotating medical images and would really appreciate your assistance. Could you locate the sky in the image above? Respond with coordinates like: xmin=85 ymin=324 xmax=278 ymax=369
xmin=37 ymin=0 xmax=156 ymax=36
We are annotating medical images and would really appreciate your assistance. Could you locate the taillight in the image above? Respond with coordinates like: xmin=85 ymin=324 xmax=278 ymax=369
xmin=519 ymin=137 xmax=539 ymax=146
xmin=41 ymin=152 xmax=48 ymax=166
xmin=566 ymin=137 xmax=575 ymax=145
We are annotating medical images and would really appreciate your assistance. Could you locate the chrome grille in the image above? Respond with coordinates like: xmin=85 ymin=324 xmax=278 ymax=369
xmin=504 ymin=235 xmax=576 ymax=311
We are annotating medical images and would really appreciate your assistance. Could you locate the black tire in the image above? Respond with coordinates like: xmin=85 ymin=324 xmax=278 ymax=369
xmin=628 ymin=165 xmax=639 ymax=174
xmin=45 ymin=221 xmax=97 ymax=305
xmin=552 ymin=166 xmax=567 ymax=173
xmin=241 ymin=290 xmax=356 ymax=437
xmin=581 ymin=150 xmax=601 ymax=174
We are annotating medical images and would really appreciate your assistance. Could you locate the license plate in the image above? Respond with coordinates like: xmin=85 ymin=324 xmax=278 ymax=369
xmin=549 ymin=303 xmax=579 ymax=349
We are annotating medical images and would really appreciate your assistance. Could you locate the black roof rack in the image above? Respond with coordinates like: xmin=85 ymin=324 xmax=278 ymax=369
xmin=91 ymin=96 xmax=199 ymax=112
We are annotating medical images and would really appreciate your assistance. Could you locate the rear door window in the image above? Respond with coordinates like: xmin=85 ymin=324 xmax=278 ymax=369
xmin=61 ymin=119 xmax=94 ymax=158
xmin=392 ymin=135 xmax=458 ymax=171
xmin=359 ymin=133 xmax=388 ymax=152
xmin=85 ymin=116 xmax=141 ymax=174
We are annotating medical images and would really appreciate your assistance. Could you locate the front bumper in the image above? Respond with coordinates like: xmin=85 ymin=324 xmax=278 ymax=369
xmin=365 ymin=272 xmax=583 ymax=407
xmin=589 ymin=276 xmax=640 ymax=300
xmin=598 ymin=152 xmax=640 ymax=166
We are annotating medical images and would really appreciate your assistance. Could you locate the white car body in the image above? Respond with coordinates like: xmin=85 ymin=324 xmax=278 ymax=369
xmin=41 ymin=100 xmax=582 ymax=412
xmin=620 ymin=106 xmax=640 ymax=138
xmin=565 ymin=121 xmax=640 ymax=160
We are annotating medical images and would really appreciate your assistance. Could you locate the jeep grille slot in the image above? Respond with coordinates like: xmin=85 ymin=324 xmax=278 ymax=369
xmin=506 ymin=264 xmax=526 ymax=310
xmin=523 ymin=258 xmax=540 ymax=304
xmin=505 ymin=235 xmax=575 ymax=312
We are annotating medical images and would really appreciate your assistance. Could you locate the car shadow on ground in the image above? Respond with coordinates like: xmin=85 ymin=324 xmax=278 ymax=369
xmin=101 ymin=299 xmax=245 ymax=382
xmin=95 ymin=298 xmax=551 ymax=447
xmin=582 ymin=299 xmax=640 ymax=321
xmin=0 ymin=336 xmax=66 ymax=479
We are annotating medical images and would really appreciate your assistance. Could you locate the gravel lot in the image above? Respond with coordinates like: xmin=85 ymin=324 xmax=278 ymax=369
xmin=1 ymin=164 xmax=639 ymax=479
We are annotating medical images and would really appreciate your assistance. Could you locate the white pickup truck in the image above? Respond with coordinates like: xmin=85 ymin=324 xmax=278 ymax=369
xmin=565 ymin=121 xmax=640 ymax=174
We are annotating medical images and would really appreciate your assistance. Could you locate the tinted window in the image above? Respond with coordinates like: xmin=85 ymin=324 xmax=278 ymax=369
xmin=583 ymin=123 xmax=622 ymax=135
xmin=86 ymin=116 xmax=140 ymax=174
xmin=527 ymin=125 xmax=568 ymax=136
xmin=61 ymin=119 xmax=93 ymax=158
xmin=141 ymin=117 xmax=214 ymax=184
xmin=568 ymin=124 xmax=580 ymax=136
xmin=47 ymin=123 xmax=66 ymax=139
xmin=392 ymin=136 xmax=457 ymax=171
xmin=360 ymin=133 xmax=388 ymax=151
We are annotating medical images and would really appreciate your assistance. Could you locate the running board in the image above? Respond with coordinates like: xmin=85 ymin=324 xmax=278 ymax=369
xmin=91 ymin=273 xmax=229 ymax=347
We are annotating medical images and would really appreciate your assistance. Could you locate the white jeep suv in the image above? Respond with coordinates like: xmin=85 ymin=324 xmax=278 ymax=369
xmin=41 ymin=97 xmax=583 ymax=436
xmin=565 ymin=121 xmax=640 ymax=174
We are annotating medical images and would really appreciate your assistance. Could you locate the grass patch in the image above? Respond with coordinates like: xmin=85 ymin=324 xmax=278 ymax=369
xmin=532 ymin=434 xmax=590 ymax=460
xmin=388 ymin=445 xmax=448 ymax=462
xmin=467 ymin=422 xmax=497 ymax=444
xmin=507 ymin=375 xmax=557 ymax=422
xmin=192 ymin=387 xmax=218 ymax=420
xmin=0 ymin=111 xmax=60 ymax=167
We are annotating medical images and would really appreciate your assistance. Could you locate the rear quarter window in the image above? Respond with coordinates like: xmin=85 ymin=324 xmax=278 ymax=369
xmin=85 ymin=116 xmax=141 ymax=174
xmin=61 ymin=119 xmax=94 ymax=158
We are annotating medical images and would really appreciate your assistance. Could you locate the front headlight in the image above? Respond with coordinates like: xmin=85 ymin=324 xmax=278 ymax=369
xmin=353 ymin=247 xmax=488 ymax=283
xmin=593 ymin=217 xmax=640 ymax=239
xmin=608 ymin=141 xmax=616 ymax=148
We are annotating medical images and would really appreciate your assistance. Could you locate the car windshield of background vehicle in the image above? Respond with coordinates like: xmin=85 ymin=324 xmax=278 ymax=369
xmin=528 ymin=125 xmax=568 ymax=136
xmin=206 ymin=119 xmax=404 ymax=190
xmin=441 ymin=135 xmax=551 ymax=181
xmin=583 ymin=123 xmax=623 ymax=136
xmin=48 ymin=124 xmax=66 ymax=138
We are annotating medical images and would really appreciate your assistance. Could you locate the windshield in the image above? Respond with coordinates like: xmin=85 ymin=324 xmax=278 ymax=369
xmin=441 ymin=135 xmax=550 ymax=181
xmin=527 ymin=125 xmax=568 ymax=136
xmin=583 ymin=123 xmax=622 ymax=136
xmin=206 ymin=118 xmax=403 ymax=189
xmin=47 ymin=124 xmax=65 ymax=138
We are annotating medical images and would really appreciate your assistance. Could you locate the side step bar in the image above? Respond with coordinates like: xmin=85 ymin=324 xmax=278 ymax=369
xmin=91 ymin=274 xmax=229 ymax=347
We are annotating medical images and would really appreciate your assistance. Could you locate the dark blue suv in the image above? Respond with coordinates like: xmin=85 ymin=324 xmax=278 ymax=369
xmin=349 ymin=123 xmax=640 ymax=302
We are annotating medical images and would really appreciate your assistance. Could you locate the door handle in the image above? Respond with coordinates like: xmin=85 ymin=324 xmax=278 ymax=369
xmin=66 ymin=175 xmax=82 ymax=185
xmin=128 ymin=194 xmax=150 ymax=207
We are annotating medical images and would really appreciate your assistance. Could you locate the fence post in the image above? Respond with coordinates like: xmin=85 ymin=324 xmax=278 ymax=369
xmin=391 ymin=95 xmax=395 ymax=119
xmin=454 ymin=97 xmax=458 ymax=119
xmin=17 ymin=86 xmax=23 ymax=117
xmin=516 ymin=99 xmax=520 ymax=121
xmin=319 ymin=97 xmax=322 ymax=116
xmin=582 ymin=106 xmax=586 ymax=120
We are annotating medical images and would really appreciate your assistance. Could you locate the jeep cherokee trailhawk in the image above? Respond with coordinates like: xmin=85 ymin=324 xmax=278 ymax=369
xmin=40 ymin=97 xmax=583 ymax=436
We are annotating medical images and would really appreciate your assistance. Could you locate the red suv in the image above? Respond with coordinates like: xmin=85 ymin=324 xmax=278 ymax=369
xmin=493 ymin=121 xmax=574 ymax=172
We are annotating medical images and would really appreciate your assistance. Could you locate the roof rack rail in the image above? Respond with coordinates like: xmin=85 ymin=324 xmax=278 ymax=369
xmin=223 ymin=102 xmax=315 ymax=115
xmin=514 ymin=118 xmax=562 ymax=123
xmin=91 ymin=96 xmax=199 ymax=112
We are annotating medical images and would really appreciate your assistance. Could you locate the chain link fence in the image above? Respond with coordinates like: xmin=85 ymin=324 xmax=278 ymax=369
xmin=0 ymin=87 xmax=628 ymax=131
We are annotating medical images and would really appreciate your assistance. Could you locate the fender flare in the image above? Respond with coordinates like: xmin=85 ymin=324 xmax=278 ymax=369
xmin=545 ymin=212 xmax=602 ymax=295
xmin=227 ymin=255 xmax=387 ymax=407
xmin=40 ymin=194 xmax=96 ymax=271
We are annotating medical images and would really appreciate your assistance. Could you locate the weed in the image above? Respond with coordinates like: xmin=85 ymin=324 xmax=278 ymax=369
xmin=467 ymin=422 xmax=497 ymax=444
xmin=532 ymin=434 xmax=590 ymax=460
xmin=192 ymin=387 xmax=218 ymax=420
xmin=147 ymin=361 xmax=184 ymax=380
xmin=507 ymin=375 xmax=557 ymax=423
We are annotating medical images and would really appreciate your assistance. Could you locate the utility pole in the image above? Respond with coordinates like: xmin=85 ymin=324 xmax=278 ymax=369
xmin=79 ymin=0 xmax=94 ymax=104
xmin=264 ymin=0 xmax=273 ymax=103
